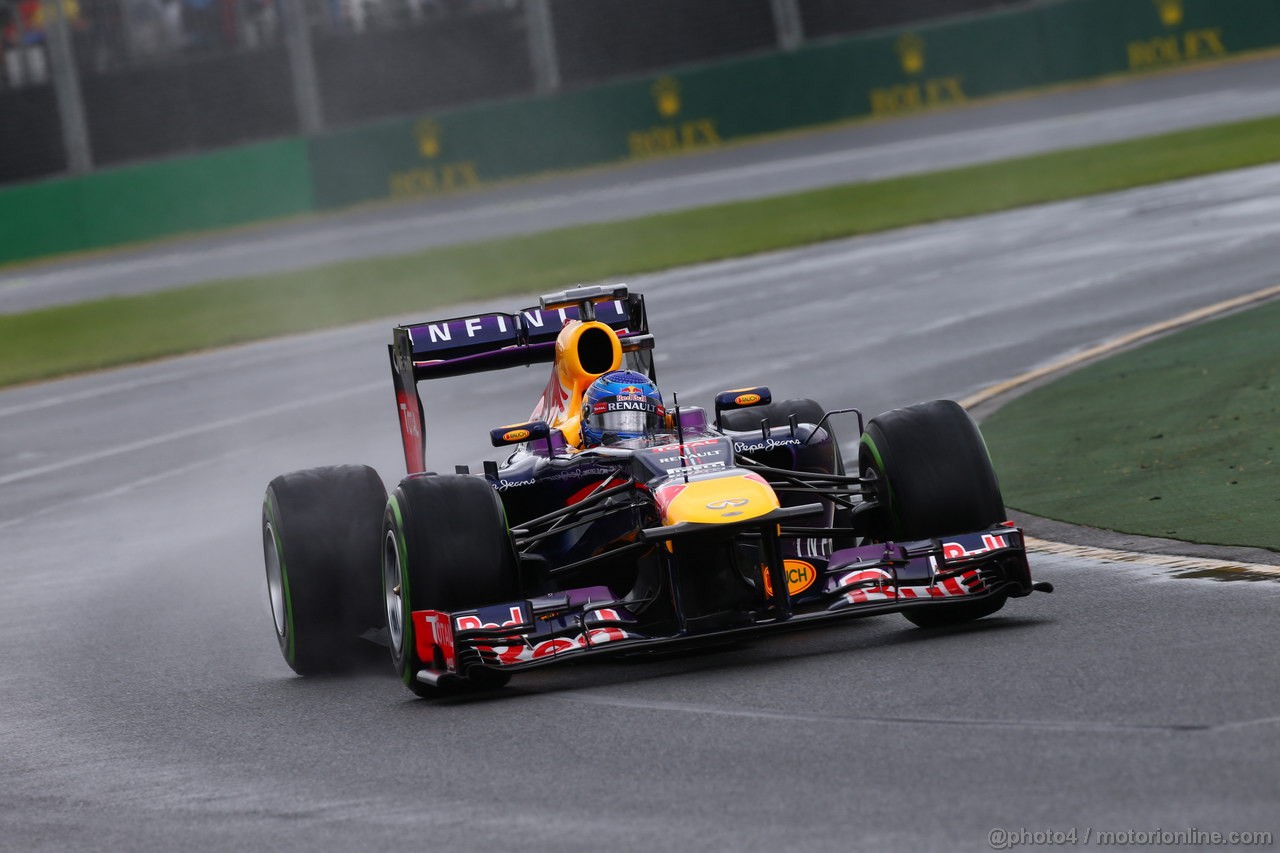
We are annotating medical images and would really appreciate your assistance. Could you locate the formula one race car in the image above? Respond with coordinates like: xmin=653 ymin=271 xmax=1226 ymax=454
xmin=262 ymin=285 xmax=1052 ymax=696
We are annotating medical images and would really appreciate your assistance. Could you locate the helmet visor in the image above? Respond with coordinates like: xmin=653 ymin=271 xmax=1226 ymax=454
xmin=587 ymin=404 xmax=664 ymax=441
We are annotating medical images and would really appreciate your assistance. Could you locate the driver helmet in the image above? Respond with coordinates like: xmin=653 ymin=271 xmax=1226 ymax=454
xmin=581 ymin=370 xmax=665 ymax=446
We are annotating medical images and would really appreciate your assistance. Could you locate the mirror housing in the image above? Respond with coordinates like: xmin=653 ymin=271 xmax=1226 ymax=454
xmin=714 ymin=386 xmax=771 ymax=430
xmin=490 ymin=420 xmax=551 ymax=447
xmin=715 ymin=387 xmax=771 ymax=410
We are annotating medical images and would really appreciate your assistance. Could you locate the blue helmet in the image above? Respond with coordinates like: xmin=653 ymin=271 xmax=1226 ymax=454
xmin=581 ymin=370 xmax=665 ymax=446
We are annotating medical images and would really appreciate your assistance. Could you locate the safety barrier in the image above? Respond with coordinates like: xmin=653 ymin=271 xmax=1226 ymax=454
xmin=3 ymin=0 xmax=1278 ymax=267
xmin=0 ymin=139 xmax=311 ymax=265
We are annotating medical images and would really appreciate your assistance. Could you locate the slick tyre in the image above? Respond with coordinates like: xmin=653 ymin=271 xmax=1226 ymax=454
xmin=383 ymin=475 xmax=521 ymax=698
xmin=858 ymin=400 xmax=1008 ymax=627
xmin=262 ymin=465 xmax=388 ymax=675
xmin=858 ymin=399 xmax=1005 ymax=541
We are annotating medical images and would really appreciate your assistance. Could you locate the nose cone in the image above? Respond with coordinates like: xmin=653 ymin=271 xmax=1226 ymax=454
xmin=655 ymin=474 xmax=780 ymax=526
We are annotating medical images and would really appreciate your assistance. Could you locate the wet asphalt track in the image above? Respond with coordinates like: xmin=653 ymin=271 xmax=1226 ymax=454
xmin=3 ymin=154 xmax=1280 ymax=849
xmin=3 ymin=55 xmax=1280 ymax=314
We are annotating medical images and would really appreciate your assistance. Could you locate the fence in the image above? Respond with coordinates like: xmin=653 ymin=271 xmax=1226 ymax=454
xmin=0 ymin=0 xmax=1031 ymax=184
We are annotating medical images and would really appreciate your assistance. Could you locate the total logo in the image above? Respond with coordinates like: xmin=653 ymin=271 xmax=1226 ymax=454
xmin=650 ymin=438 xmax=718 ymax=454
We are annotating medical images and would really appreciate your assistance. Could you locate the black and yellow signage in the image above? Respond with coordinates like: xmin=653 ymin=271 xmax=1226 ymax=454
xmin=1128 ymin=0 xmax=1226 ymax=70
xmin=389 ymin=163 xmax=480 ymax=198
xmin=869 ymin=32 xmax=968 ymax=117
xmin=628 ymin=76 xmax=723 ymax=158
xmin=896 ymin=33 xmax=926 ymax=75
xmin=414 ymin=120 xmax=441 ymax=159
xmin=387 ymin=120 xmax=481 ymax=199
xmin=301 ymin=0 xmax=1279 ymax=215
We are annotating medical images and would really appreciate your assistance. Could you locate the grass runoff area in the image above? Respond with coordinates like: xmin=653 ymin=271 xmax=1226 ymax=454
xmin=4 ymin=114 xmax=1280 ymax=388
xmin=983 ymin=299 xmax=1280 ymax=553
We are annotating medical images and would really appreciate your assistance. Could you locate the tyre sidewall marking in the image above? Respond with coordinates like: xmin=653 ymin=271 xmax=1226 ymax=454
xmin=264 ymin=491 xmax=298 ymax=665
xmin=494 ymin=493 xmax=520 ymax=586
xmin=859 ymin=432 xmax=901 ymax=532
xmin=387 ymin=493 xmax=415 ymax=685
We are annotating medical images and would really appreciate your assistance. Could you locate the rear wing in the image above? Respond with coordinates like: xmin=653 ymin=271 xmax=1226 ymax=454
xmin=389 ymin=287 xmax=653 ymax=474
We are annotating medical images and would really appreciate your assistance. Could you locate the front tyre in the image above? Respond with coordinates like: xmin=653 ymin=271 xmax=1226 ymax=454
xmin=858 ymin=399 xmax=1005 ymax=541
xmin=857 ymin=400 xmax=1008 ymax=627
xmin=262 ymin=465 xmax=387 ymax=675
xmin=383 ymin=475 xmax=521 ymax=697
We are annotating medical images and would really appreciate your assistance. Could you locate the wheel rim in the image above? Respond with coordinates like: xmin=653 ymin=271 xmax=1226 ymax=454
xmin=383 ymin=529 xmax=404 ymax=654
xmin=264 ymin=521 xmax=287 ymax=640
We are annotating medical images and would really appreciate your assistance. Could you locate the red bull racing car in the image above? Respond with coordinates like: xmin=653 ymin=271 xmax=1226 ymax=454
xmin=262 ymin=285 xmax=1052 ymax=696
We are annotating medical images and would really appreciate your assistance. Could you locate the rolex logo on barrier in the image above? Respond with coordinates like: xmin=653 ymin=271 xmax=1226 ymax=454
xmin=389 ymin=119 xmax=480 ymax=200
xmin=629 ymin=75 xmax=721 ymax=158
xmin=1154 ymin=0 xmax=1183 ymax=28
xmin=1128 ymin=0 xmax=1224 ymax=71
xmin=652 ymin=77 xmax=682 ymax=118
xmin=895 ymin=33 xmax=925 ymax=75
xmin=871 ymin=31 xmax=965 ymax=117
xmin=414 ymin=120 xmax=441 ymax=159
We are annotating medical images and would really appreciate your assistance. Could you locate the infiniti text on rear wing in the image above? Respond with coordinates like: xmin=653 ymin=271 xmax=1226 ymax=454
xmin=388 ymin=292 xmax=650 ymax=474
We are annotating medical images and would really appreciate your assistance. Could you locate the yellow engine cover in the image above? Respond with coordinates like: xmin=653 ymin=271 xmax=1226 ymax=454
xmin=538 ymin=320 xmax=623 ymax=448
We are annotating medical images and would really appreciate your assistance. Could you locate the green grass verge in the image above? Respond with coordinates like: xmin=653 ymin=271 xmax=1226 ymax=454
xmin=983 ymin=299 xmax=1280 ymax=552
xmin=5 ymin=114 xmax=1280 ymax=388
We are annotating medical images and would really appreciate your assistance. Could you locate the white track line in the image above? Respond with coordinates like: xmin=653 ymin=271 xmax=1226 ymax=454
xmin=0 ymin=380 xmax=382 ymax=487
xmin=0 ymin=448 xmax=251 ymax=532
xmin=554 ymin=693 xmax=1275 ymax=733
xmin=1027 ymin=537 xmax=1280 ymax=576
xmin=0 ymin=321 xmax=384 ymax=419
xmin=959 ymin=283 xmax=1280 ymax=410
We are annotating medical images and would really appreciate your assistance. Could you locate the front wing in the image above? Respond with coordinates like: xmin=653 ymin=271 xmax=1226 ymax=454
xmin=409 ymin=526 xmax=1046 ymax=687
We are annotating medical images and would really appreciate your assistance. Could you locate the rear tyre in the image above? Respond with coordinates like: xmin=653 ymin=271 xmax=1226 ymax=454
xmin=383 ymin=475 xmax=521 ymax=698
xmin=262 ymin=465 xmax=387 ymax=675
xmin=857 ymin=400 xmax=1008 ymax=627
